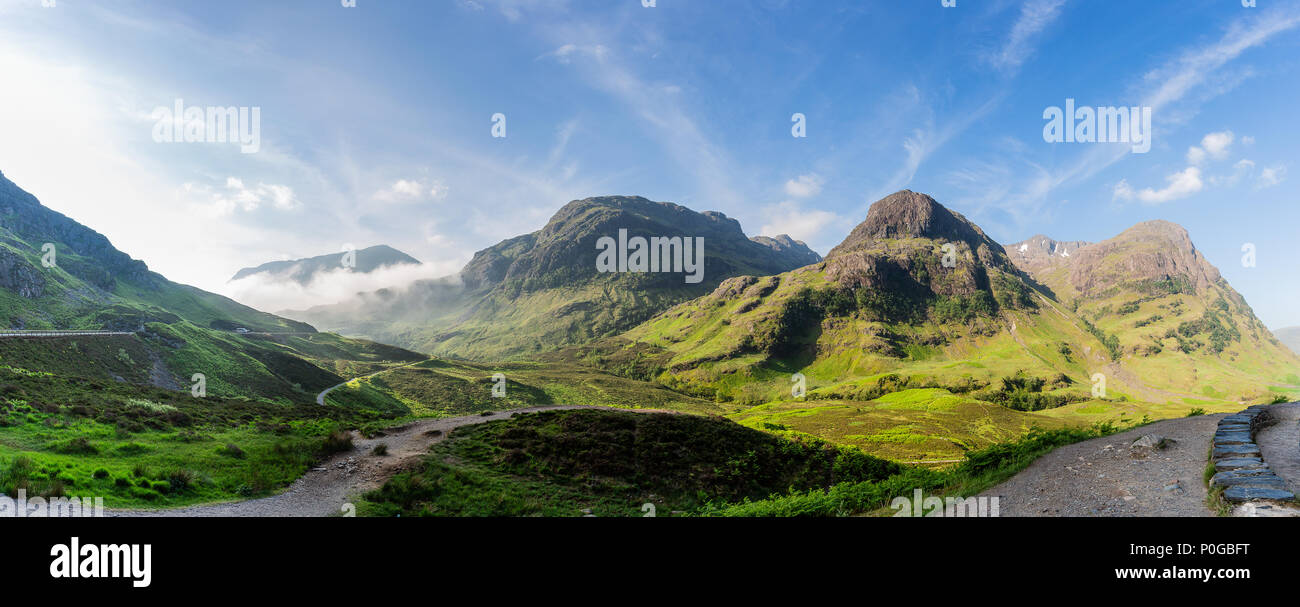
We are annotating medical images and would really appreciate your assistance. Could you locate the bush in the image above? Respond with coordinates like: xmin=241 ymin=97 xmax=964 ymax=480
xmin=218 ymin=443 xmax=246 ymax=459
xmin=166 ymin=469 xmax=196 ymax=492
xmin=371 ymin=443 xmax=389 ymax=456
xmin=321 ymin=430 xmax=354 ymax=454
xmin=56 ymin=437 xmax=99 ymax=455
xmin=92 ymin=468 xmax=110 ymax=479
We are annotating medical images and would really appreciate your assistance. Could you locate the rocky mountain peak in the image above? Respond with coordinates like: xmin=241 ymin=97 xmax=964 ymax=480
xmin=1068 ymin=220 xmax=1220 ymax=295
xmin=827 ymin=190 xmax=1000 ymax=259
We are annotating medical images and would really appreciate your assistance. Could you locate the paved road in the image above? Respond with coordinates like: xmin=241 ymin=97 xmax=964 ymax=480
xmin=315 ymin=359 xmax=429 ymax=406
xmin=0 ymin=330 xmax=134 ymax=338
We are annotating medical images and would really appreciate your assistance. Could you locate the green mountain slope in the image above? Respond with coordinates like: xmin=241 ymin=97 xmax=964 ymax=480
xmin=287 ymin=195 xmax=822 ymax=360
xmin=576 ymin=191 xmax=1300 ymax=462
xmin=0 ymin=170 xmax=424 ymax=403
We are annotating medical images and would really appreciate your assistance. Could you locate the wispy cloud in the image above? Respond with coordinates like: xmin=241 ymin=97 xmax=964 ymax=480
xmin=990 ymin=0 xmax=1067 ymax=74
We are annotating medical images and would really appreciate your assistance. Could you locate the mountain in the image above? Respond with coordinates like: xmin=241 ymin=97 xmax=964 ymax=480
xmin=1004 ymin=235 xmax=1090 ymax=273
xmin=749 ymin=234 xmax=823 ymax=268
xmin=1275 ymin=326 xmax=1300 ymax=356
xmin=573 ymin=190 xmax=1300 ymax=462
xmin=286 ymin=195 xmax=822 ymax=360
xmin=231 ymin=245 xmax=420 ymax=285
xmin=0 ymin=170 xmax=423 ymax=402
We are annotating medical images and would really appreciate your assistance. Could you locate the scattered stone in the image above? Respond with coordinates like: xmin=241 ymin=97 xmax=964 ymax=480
xmin=1131 ymin=434 xmax=1176 ymax=457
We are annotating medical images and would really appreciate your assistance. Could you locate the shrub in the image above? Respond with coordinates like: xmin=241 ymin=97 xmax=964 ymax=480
xmin=218 ymin=443 xmax=246 ymax=459
xmin=321 ymin=430 xmax=354 ymax=454
xmin=56 ymin=437 xmax=98 ymax=455
xmin=166 ymin=469 xmax=196 ymax=492
xmin=92 ymin=468 xmax=110 ymax=479
xmin=371 ymin=443 xmax=389 ymax=456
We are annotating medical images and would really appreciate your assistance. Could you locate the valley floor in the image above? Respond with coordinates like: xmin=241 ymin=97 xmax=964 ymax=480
xmin=108 ymin=405 xmax=670 ymax=517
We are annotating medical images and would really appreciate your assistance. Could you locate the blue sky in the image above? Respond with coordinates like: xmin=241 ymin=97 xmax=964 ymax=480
xmin=1 ymin=0 xmax=1299 ymax=327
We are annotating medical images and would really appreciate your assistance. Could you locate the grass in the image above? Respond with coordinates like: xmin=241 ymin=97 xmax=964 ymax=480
xmin=358 ymin=408 xmax=1128 ymax=517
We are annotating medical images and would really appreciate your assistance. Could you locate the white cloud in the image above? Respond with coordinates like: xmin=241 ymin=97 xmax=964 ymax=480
xmin=1113 ymin=167 xmax=1203 ymax=204
xmin=373 ymin=178 xmax=447 ymax=203
xmin=1256 ymin=165 xmax=1286 ymax=189
xmin=184 ymin=177 xmax=301 ymax=215
xmin=1187 ymin=130 xmax=1234 ymax=165
xmin=223 ymin=256 xmax=466 ymax=313
xmin=783 ymin=173 xmax=824 ymax=198
xmin=758 ymin=200 xmax=841 ymax=245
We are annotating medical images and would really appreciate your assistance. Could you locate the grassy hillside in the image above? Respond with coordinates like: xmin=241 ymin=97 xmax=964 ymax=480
xmin=358 ymin=408 xmax=1131 ymax=517
xmin=288 ymin=195 xmax=822 ymax=360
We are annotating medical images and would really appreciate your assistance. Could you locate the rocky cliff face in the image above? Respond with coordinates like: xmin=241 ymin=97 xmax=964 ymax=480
xmin=1067 ymin=220 xmax=1221 ymax=296
xmin=0 ymin=170 xmax=159 ymax=291
xmin=820 ymin=190 xmax=1021 ymax=301
xmin=0 ymin=247 xmax=45 ymax=298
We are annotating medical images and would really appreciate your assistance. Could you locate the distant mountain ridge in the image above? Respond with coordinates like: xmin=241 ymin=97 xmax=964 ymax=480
xmin=231 ymin=245 xmax=420 ymax=284
xmin=287 ymin=195 xmax=822 ymax=359
xmin=1274 ymin=326 xmax=1300 ymax=356
xmin=0 ymin=169 xmax=422 ymax=401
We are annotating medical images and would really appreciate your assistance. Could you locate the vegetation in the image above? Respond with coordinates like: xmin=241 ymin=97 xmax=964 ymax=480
xmin=358 ymin=409 xmax=1123 ymax=517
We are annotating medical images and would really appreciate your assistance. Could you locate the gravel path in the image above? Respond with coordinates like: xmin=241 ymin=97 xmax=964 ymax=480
xmin=110 ymin=405 xmax=659 ymax=517
xmin=1255 ymin=402 xmax=1300 ymax=494
xmin=980 ymin=414 xmax=1225 ymax=516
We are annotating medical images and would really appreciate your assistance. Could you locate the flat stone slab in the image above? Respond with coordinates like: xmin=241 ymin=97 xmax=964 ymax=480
xmin=1211 ymin=473 xmax=1289 ymax=488
xmin=1213 ymin=431 xmax=1254 ymax=445
xmin=1217 ymin=457 xmax=1269 ymax=471
xmin=1214 ymin=444 xmax=1263 ymax=459
xmin=1223 ymin=486 xmax=1296 ymax=503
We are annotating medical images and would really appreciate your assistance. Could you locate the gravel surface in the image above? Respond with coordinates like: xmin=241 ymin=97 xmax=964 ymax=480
xmin=110 ymin=405 xmax=658 ymax=517
xmin=980 ymin=414 xmax=1225 ymax=517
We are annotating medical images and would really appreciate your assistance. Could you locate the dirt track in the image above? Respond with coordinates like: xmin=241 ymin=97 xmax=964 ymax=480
xmin=980 ymin=413 xmax=1226 ymax=516
xmin=110 ymin=405 xmax=642 ymax=517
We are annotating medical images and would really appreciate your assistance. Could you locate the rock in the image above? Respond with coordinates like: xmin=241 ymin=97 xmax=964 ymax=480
xmin=1215 ymin=457 xmax=1268 ymax=472
xmin=1163 ymin=480 xmax=1183 ymax=494
xmin=1130 ymin=434 xmax=1176 ymax=457
xmin=1212 ymin=431 xmax=1253 ymax=445
xmin=1212 ymin=444 xmax=1262 ymax=460
xmin=1222 ymin=486 xmax=1296 ymax=503
xmin=1212 ymin=474 xmax=1289 ymax=489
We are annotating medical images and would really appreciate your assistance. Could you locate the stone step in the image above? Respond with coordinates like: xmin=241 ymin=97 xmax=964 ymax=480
xmin=1213 ymin=444 xmax=1263 ymax=460
xmin=1216 ymin=457 xmax=1269 ymax=472
xmin=1213 ymin=431 xmax=1254 ymax=445
xmin=1223 ymin=486 xmax=1296 ymax=503
xmin=1211 ymin=473 xmax=1289 ymax=489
